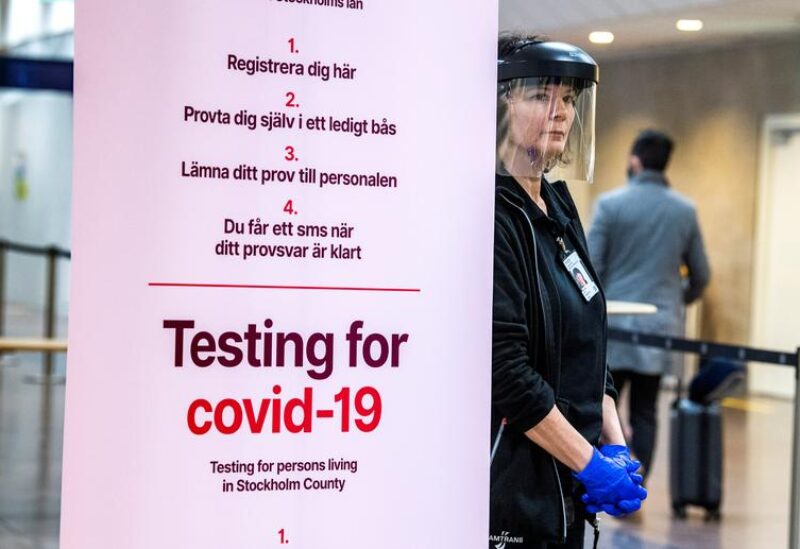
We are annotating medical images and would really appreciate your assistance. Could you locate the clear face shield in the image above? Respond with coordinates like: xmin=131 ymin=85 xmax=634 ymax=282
xmin=496 ymin=76 xmax=596 ymax=184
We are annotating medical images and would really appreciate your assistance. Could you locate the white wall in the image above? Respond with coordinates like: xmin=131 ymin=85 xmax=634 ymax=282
xmin=750 ymin=116 xmax=800 ymax=398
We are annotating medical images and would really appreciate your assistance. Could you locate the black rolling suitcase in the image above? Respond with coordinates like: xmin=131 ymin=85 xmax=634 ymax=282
xmin=669 ymin=397 xmax=723 ymax=520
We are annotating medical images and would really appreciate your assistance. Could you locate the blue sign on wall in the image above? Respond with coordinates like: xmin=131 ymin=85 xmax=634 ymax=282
xmin=0 ymin=57 xmax=73 ymax=93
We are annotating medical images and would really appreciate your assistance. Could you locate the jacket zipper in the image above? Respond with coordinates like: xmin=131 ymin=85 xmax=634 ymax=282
xmin=498 ymin=193 xmax=568 ymax=542
xmin=569 ymin=224 xmax=609 ymax=441
xmin=563 ymin=218 xmax=609 ymax=445
xmin=551 ymin=459 xmax=568 ymax=541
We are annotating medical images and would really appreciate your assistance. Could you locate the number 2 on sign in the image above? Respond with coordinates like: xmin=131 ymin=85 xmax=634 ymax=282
xmin=285 ymin=92 xmax=299 ymax=108
xmin=283 ymin=200 xmax=297 ymax=215
xmin=278 ymin=528 xmax=288 ymax=544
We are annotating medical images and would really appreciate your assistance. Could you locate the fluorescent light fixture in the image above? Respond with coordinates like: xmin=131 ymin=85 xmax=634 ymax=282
xmin=589 ymin=31 xmax=614 ymax=44
xmin=676 ymin=19 xmax=703 ymax=32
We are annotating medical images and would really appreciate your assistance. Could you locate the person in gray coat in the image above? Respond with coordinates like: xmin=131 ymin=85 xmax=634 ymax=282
xmin=588 ymin=129 xmax=710 ymax=480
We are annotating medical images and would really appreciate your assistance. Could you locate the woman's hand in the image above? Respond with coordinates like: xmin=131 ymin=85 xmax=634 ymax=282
xmin=575 ymin=449 xmax=648 ymax=516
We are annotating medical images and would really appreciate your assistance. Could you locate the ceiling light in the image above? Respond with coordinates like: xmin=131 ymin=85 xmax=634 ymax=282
xmin=589 ymin=31 xmax=615 ymax=45
xmin=676 ymin=19 xmax=703 ymax=32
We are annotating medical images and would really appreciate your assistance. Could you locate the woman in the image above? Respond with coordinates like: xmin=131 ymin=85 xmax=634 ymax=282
xmin=490 ymin=34 xmax=647 ymax=549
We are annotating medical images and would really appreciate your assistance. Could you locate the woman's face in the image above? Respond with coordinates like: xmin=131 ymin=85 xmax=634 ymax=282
xmin=504 ymin=82 xmax=577 ymax=164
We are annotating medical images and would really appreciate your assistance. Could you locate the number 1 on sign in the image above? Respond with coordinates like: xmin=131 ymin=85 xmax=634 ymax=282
xmin=288 ymin=38 xmax=298 ymax=54
xmin=278 ymin=528 xmax=288 ymax=544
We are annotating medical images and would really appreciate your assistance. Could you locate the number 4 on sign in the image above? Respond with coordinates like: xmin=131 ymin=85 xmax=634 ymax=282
xmin=283 ymin=200 xmax=298 ymax=215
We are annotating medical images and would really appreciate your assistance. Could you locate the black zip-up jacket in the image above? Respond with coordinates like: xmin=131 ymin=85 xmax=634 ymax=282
xmin=490 ymin=175 xmax=617 ymax=544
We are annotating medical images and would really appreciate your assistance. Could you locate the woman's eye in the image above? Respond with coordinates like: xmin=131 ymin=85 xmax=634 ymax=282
xmin=526 ymin=92 xmax=549 ymax=102
xmin=564 ymin=95 xmax=577 ymax=105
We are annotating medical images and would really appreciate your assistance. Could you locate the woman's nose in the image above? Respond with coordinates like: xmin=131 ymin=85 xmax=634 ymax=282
xmin=549 ymin=100 xmax=567 ymax=120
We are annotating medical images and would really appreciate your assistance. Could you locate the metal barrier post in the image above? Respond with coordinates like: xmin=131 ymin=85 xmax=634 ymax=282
xmin=43 ymin=247 xmax=57 ymax=378
xmin=792 ymin=347 xmax=800 ymax=549
xmin=0 ymin=241 xmax=5 ymax=337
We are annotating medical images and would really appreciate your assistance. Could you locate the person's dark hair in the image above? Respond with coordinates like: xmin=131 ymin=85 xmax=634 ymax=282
xmin=498 ymin=32 xmax=547 ymax=60
xmin=497 ymin=32 xmax=547 ymax=97
xmin=631 ymin=129 xmax=674 ymax=172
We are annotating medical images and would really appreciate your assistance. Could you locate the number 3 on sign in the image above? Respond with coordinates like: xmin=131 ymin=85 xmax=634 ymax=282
xmin=284 ymin=146 xmax=297 ymax=162
xmin=278 ymin=528 xmax=288 ymax=544
xmin=283 ymin=200 xmax=297 ymax=215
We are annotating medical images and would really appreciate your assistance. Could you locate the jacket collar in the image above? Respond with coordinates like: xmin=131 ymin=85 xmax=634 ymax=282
xmin=495 ymin=173 xmax=527 ymax=206
xmin=496 ymin=174 xmax=575 ymax=228
xmin=629 ymin=169 xmax=669 ymax=187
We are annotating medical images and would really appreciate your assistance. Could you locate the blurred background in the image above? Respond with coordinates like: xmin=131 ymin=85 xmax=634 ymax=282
xmin=1 ymin=0 xmax=800 ymax=547
xmin=502 ymin=0 xmax=800 ymax=393
xmin=1 ymin=2 xmax=72 ymax=548
xmin=500 ymin=2 xmax=800 ymax=547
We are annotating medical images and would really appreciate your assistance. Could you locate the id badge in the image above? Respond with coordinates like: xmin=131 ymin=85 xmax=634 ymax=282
xmin=562 ymin=251 xmax=599 ymax=302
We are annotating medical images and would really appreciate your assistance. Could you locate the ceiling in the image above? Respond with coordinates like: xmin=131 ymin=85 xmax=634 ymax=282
xmin=499 ymin=0 xmax=800 ymax=60
xmin=2 ymin=0 xmax=799 ymax=62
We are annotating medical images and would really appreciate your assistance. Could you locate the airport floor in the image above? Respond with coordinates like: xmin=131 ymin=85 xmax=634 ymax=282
xmin=0 ymin=319 xmax=794 ymax=548
xmin=587 ymin=387 xmax=792 ymax=548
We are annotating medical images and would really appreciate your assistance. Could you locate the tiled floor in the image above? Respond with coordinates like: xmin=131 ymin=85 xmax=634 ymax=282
xmin=0 ymin=355 xmax=63 ymax=549
xmin=0 ymin=304 xmax=794 ymax=548
xmin=0 ymin=303 xmax=66 ymax=549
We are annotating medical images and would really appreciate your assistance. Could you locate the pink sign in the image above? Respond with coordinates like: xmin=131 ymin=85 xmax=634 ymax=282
xmin=62 ymin=1 xmax=497 ymax=547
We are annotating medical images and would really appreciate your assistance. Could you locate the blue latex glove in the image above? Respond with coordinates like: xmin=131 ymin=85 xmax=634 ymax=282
xmin=574 ymin=449 xmax=648 ymax=514
xmin=583 ymin=496 xmax=642 ymax=516
xmin=581 ymin=447 xmax=647 ymax=516
xmin=599 ymin=444 xmax=643 ymax=483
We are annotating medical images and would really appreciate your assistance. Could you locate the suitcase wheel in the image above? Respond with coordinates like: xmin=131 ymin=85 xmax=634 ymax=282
xmin=672 ymin=503 xmax=688 ymax=520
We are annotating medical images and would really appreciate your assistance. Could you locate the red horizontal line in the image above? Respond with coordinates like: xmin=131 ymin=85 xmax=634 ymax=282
xmin=148 ymin=282 xmax=421 ymax=293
